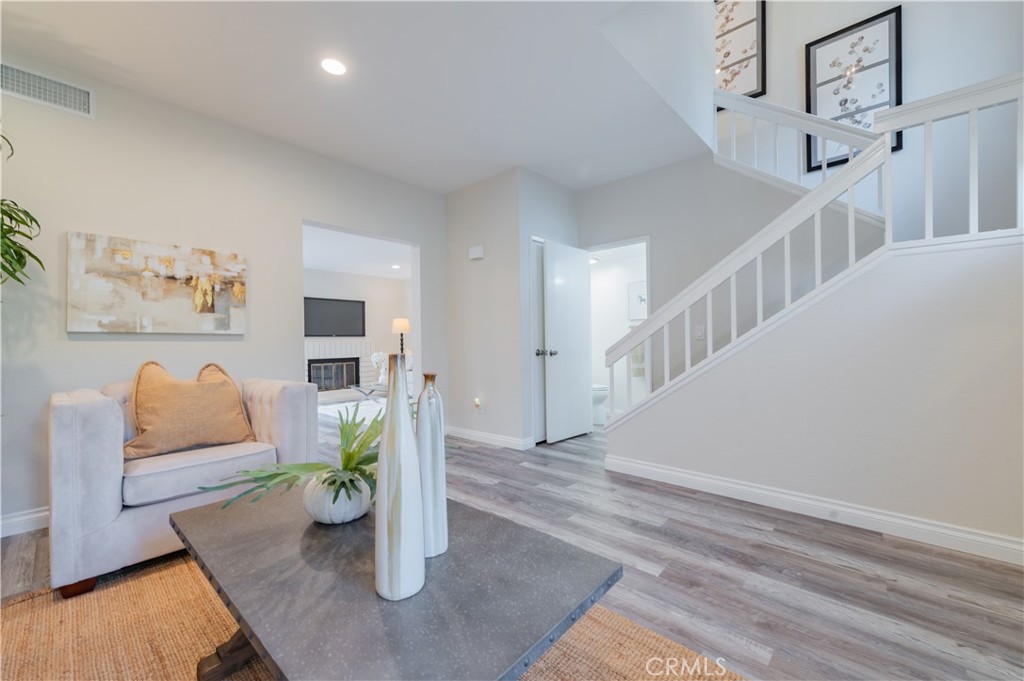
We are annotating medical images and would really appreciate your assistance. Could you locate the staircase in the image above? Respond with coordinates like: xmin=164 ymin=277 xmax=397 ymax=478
xmin=602 ymin=72 xmax=1024 ymax=563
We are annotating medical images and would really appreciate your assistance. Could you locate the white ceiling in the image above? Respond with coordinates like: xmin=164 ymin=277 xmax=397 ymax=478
xmin=302 ymin=224 xmax=413 ymax=279
xmin=1 ymin=1 xmax=707 ymax=194
xmin=590 ymin=242 xmax=646 ymax=263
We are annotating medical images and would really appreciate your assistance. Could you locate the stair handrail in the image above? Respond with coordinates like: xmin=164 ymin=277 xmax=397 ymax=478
xmin=715 ymin=90 xmax=881 ymax=150
xmin=874 ymin=71 xmax=1023 ymax=133
xmin=605 ymin=136 xmax=889 ymax=368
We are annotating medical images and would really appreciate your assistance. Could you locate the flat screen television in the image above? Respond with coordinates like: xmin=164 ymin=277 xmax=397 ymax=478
xmin=303 ymin=297 xmax=365 ymax=337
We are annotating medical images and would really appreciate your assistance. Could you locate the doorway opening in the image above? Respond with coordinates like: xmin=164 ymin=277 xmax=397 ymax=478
xmin=588 ymin=239 xmax=650 ymax=424
xmin=301 ymin=222 xmax=422 ymax=404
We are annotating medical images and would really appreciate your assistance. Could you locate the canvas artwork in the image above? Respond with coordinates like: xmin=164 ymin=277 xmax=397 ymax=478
xmin=805 ymin=7 xmax=902 ymax=171
xmin=715 ymin=0 xmax=766 ymax=98
xmin=67 ymin=231 xmax=247 ymax=334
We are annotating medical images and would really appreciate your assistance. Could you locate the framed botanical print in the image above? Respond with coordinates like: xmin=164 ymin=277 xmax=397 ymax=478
xmin=716 ymin=0 xmax=767 ymax=98
xmin=805 ymin=6 xmax=902 ymax=172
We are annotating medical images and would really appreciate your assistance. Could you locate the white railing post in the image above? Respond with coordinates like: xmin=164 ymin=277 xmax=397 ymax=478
xmin=729 ymin=272 xmax=738 ymax=342
xmin=884 ymin=140 xmax=894 ymax=245
xmin=783 ymin=232 xmax=792 ymax=306
xmin=755 ymin=253 xmax=764 ymax=325
xmin=625 ymin=352 xmax=633 ymax=407
xmin=819 ymin=136 xmax=828 ymax=182
xmin=706 ymin=294 xmax=713 ymax=358
xmin=608 ymin=366 xmax=615 ymax=422
xmin=752 ymin=117 xmax=759 ymax=170
xmin=663 ymin=324 xmax=671 ymax=387
xmin=730 ymin=109 xmax=737 ymax=160
xmin=814 ymin=211 xmax=823 ymax=288
xmin=683 ymin=308 xmax=692 ymax=371
xmin=644 ymin=336 xmax=653 ymax=395
xmin=924 ymin=120 xmax=934 ymax=239
xmin=1018 ymin=98 xmax=1023 ymax=231
xmin=968 ymin=108 xmax=979 ymax=234
xmin=772 ymin=121 xmax=780 ymax=175
xmin=848 ymin=184 xmax=857 ymax=267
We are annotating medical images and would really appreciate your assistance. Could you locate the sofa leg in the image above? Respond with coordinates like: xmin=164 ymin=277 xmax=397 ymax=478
xmin=58 ymin=577 xmax=98 ymax=599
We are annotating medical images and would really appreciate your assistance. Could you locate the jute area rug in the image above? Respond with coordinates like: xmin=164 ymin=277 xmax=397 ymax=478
xmin=1 ymin=553 xmax=743 ymax=681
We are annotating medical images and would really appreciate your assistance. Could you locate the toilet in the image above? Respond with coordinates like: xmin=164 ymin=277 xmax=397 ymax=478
xmin=592 ymin=384 xmax=610 ymax=426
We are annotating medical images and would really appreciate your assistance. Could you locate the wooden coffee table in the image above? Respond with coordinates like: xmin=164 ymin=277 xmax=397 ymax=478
xmin=170 ymin=492 xmax=622 ymax=680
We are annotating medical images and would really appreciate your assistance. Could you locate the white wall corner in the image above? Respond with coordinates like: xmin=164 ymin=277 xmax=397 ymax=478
xmin=445 ymin=426 xmax=533 ymax=452
xmin=1 ymin=506 xmax=50 ymax=538
xmin=605 ymin=456 xmax=1024 ymax=566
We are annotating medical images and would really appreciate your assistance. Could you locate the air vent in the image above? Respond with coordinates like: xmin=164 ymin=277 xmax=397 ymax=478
xmin=1 ymin=64 xmax=93 ymax=117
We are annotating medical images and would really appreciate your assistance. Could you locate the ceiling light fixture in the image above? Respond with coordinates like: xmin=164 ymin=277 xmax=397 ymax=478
xmin=391 ymin=264 xmax=401 ymax=270
xmin=321 ymin=58 xmax=347 ymax=76
xmin=589 ymin=257 xmax=600 ymax=265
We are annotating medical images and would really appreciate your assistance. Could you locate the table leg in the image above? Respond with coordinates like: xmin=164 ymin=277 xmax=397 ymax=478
xmin=197 ymin=628 xmax=256 ymax=681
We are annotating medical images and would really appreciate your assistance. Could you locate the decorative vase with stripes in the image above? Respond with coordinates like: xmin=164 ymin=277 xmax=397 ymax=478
xmin=374 ymin=353 xmax=425 ymax=601
xmin=416 ymin=372 xmax=448 ymax=557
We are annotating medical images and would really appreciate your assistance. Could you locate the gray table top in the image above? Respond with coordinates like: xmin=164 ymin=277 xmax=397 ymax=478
xmin=170 ymin=492 xmax=622 ymax=680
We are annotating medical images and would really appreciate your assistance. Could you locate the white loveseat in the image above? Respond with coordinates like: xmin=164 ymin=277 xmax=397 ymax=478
xmin=48 ymin=377 xmax=317 ymax=597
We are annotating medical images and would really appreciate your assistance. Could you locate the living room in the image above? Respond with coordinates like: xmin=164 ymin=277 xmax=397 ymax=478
xmin=2 ymin=1 xmax=1022 ymax=680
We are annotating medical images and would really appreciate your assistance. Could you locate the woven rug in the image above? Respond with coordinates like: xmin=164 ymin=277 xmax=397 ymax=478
xmin=1 ymin=554 xmax=742 ymax=681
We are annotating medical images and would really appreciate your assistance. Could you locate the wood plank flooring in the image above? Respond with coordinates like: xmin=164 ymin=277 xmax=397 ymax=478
xmin=4 ymin=426 xmax=1022 ymax=680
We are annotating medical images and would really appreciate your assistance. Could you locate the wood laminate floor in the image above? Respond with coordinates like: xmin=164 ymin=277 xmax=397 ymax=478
xmin=4 ymin=427 xmax=1022 ymax=680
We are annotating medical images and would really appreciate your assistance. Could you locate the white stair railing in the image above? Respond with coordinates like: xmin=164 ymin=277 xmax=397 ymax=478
xmin=605 ymin=72 xmax=1023 ymax=425
xmin=715 ymin=89 xmax=881 ymax=193
xmin=874 ymin=71 xmax=1024 ymax=238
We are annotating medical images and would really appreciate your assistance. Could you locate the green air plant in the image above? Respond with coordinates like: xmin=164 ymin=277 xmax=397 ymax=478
xmin=200 ymin=403 xmax=384 ymax=508
xmin=1 ymin=134 xmax=45 ymax=285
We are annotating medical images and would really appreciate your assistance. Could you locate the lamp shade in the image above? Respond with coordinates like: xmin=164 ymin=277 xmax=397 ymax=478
xmin=392 ymin=318 xmax=411 ymax=334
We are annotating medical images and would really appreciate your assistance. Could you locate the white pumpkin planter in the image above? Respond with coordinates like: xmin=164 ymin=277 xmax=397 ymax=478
xmin=302 ymin=478 xmax=371 ymax=524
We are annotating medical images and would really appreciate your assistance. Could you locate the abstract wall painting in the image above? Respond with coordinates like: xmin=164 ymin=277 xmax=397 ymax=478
xmin=715 ymin=0 xmax=766 ymax=98
xmin=805 ymin=6 xmax=902 ymax=172
xmin=67 ymin=232 xmax=247 ymax=334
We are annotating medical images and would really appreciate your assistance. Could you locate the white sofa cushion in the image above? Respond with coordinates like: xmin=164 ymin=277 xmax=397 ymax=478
xmin=122 ymin=441 xmax=276 ymax=507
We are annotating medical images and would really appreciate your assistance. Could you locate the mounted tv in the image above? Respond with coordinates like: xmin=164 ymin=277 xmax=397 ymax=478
xmin=303 ymin=297 xmax=365 ymax=337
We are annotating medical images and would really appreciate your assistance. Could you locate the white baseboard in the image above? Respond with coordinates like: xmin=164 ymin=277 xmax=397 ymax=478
xmin=445 ymin=426 xmax=533 ymax=451
xmin=1 ymin=506 xmax=49 ymax=538
xmin=605 ymin=455 xmax=1024 ymax=566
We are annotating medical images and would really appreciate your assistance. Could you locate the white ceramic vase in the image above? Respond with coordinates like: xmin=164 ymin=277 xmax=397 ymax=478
xmin=374 ymin=354 xmax=425 ymax=601
xmin=302 ymin=478 xmax=371 ymax=524
xmin=416 ymin=372 xmax=448 ymax=557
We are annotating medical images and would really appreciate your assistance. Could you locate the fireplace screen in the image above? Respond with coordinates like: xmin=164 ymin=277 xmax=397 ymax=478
xmin=308 ymin=357 xmax=360 ymax=392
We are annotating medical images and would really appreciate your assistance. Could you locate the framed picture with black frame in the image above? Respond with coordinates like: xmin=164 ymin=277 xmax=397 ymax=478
xmin=716 ymin=0 xmax=767 ymax=99
xmin=805 ymin=6 xmax=902 ymax=173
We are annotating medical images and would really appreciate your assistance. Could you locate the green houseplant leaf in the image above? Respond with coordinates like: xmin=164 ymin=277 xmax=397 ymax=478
xmin=200 ymin=403 xmax=384 ymax=508
xmin=1 ymin=133 xmax=45 ymax=285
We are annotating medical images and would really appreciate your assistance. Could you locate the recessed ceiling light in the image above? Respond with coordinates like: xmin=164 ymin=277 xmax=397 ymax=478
xmin=589 ymin=257 xmax=600 ymax=265
xmin=321 ymin=58 xmax=347 ymax=76
xmin=391 ymin=264 xmax=401 ymax=269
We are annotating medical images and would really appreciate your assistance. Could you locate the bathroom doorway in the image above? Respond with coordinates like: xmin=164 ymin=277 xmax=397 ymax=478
xmin=588 ymin=239 xmax=649 ymax=425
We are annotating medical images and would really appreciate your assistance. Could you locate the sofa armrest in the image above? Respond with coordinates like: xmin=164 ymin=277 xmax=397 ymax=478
xmin=241 ymin=379 xmax=317 ymax=464
xmin=49 ymin=389 xmax=125 ymax=587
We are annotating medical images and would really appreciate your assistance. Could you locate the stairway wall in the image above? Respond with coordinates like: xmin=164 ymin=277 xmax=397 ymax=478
xmin=606 ymin=238 xmax=1023 ymax=558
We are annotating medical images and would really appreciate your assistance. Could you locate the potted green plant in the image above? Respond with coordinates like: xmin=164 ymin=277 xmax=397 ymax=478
xmin=202 ymin=404 xmax=383 ymax=524
xmin=1 ymin=134 xmax=44 ymax=285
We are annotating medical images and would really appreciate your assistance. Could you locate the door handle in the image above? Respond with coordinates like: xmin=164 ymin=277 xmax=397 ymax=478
xmin=535 ymin=349 xmax=548 ymax=357
xmin=549 ymin=350 xmax=559 ymax=356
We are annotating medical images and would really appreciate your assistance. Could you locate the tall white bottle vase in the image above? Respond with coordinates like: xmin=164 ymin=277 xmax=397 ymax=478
xmin=374 ymin=354 xmax=425 ymax=601
xmin=416 ymin=372 xmax=448 ymax=558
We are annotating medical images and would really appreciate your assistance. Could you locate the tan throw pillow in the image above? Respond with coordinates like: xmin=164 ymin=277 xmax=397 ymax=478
xmin=124 ymin=362 xmax=256 ymax=460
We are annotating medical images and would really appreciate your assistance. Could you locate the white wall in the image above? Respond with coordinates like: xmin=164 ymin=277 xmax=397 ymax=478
xmin=589 ymin=248 xmax=646 ymax=413
xmin=445 ymin=168 xmax=579 ymax=447
xmin=303 ymin=269 xmax=411 ymax=356
xmin=607 ymin=238 xmax=1024 ymax=559
xmin=445 ymin=170 xmax=523 ymax=444
xmin=0 ymin=56 xmax=448 ymax=523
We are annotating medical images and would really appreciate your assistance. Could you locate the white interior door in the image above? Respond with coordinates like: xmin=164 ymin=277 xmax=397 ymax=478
xmin=530 ymin=241 xmax=547 ymax=443
xmin=543 ymin=240 xmax=592 ymax=443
